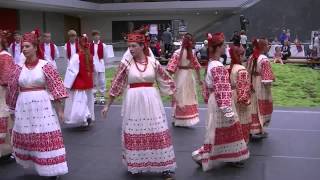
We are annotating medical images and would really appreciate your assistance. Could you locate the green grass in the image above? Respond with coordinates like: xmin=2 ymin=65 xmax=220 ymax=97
xmin=271 ymin=64 xmax=320 ymax=107
xmin=105 ymin=64 xmax=320 ymax=107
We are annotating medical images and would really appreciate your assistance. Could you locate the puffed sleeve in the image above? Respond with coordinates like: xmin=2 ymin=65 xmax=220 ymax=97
xmin=210 ymin=66 xmax=232 ymax=108
xmin=155 ymin=60 xmax=176 ymax=96
xmin=166 ymin=50 xmax=180 ymax=73
xmin=42 ymin=63 xmax=68 ymax=100
xmin=0 ymin=54 xmax=14 ymax=86
xmin=236 ymin=69 xmax=251 ymax=105
xmin=109 ymin=62 xmax=128 ymax=97
xmin=6 ymin=64 xmax=22 ymax=111
xmin=261 ymin=60 xmax=275 ymax=84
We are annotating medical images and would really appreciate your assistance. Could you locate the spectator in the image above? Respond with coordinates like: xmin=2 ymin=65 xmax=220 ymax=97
xmin=196 ymin=40 xmax=208 ymax=60
xmin=240 ymin=30 xmax=248 ymax=49
xmin=286 ymin=29 xmax=291 ymax=42
xmin=281 ymin=40 xmax=291 ymax=60
xmin=161 ymin=27 xmax=173 ymax=56
xmin=271 ymin=37 xmax=280 ymax=45
xmin=313 ymin=33 xmax=320 ymax=57
xmin=273 ymin=46 xmax=284 ymax=64
xmin=279 ymin=29 xmax=288 ymax=45
xmin=150 ymin=38 xmax=161 ymax=58
xmin=231 ymin=31 xmax=241 ymax=46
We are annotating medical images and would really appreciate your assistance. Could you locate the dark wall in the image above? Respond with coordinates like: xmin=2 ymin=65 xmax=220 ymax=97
xmin=199 ymin=0 xmax=320 ymax=42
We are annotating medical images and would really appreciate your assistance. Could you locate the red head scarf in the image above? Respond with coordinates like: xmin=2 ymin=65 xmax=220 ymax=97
xmin=127 ymin=25 xmax=150 ymax=56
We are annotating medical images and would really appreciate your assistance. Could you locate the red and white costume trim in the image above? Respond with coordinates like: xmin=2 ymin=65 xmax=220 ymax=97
xmin=6 ymin=60 xmax=68 ymax=176
xmin=230 ymin=64 xmax=252 ymax=143
xmin=90 ymin=40 xmax=114 ymax=95
xmin=167 ymin=48 xmax=201 ymax=127
xmin=41 ymin=42 xmax=60 ymax=69
xmin=247 ymin=54 xmax=275 ymax=134
xmin=109 ymin=56 xmax=176 ymax=173
xmin=0 ymin=51 xmax=14 ymax=157
xmin=192 ymin=60 xmax=249 ymax=172
xmin=64 ymin=51 xmax=95 ymax=126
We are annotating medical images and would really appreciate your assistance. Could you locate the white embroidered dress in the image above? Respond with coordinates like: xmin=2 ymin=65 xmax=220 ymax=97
xmin=192 ymin=60 xmax=249 ymax=172
xmin=6 ymin=60 xmax=68 ymax=176
xmin=109 ymin=56 xmax=177 ymax=173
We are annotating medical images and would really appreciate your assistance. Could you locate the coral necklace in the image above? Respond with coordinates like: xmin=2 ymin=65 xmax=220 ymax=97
xmin=134 ymin=56 xmax=148 ymax=72
xmin=25 ymin=58 xmax=39 ymax=69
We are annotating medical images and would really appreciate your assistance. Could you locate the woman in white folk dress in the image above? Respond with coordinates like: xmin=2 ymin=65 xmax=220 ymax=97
xmin=167 ymin=33 xmax=202 ymax=127
xmin=192 ymin=32 xmax=249 ymax=171
xmin=228 ymin=45 xmax=252 ymax=143
xmin=6 ymin=31 xmax=68 ymax=180
xmin=64 ymin=34 xmax=94 ymax=128
xmin=0 ymin=30 xmax=14 ymax=161
xmin=102 ymin=32 xmax=177 ymax=180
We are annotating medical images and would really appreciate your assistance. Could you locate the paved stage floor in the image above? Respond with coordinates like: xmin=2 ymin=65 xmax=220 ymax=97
xmin=1 ymin=105 xmax=320 ymax=180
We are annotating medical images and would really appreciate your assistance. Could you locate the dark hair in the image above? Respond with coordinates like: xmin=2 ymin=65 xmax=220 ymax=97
xmin=13 ymin=31 xmax=21 ymax=36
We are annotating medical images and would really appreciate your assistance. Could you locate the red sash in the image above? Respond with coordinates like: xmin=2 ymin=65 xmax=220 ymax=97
xmin=90 ymin=41 xmax=104 ymax=60
xmin=66 ymin=41 xmax=79 ymax=59
xmin=40 ymin=42 xmax=56 ymax=60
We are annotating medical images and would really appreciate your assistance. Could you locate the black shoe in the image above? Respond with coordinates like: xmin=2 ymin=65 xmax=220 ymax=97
xmin=162 ymin=171 xmax=175 ymax=180
xmin=46 ymin=176 xmax=59 ymax=180
xmin=86 ymin=117 xmax=92 ymax=127
xmin=227 ymin=162 xmax=245 ymax=168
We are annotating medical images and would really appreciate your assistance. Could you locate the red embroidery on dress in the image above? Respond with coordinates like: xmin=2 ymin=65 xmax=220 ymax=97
xmin=156 ymin=63 xmax=176 ymax=93
xmin=109 ymin=63 xmax=128 ymax=97
xmin=43 ymin=63 xmax=68 ymax=100
xmin=127 ymin=158 xmax=176 ymax=168
xmin=261 ymin=60 xmax=275 ymax=81
xmin=258 ymin=99 xmax=273 ymax=116
xmin=236 ymin=70 xmax=251 ymax=105
xmin=201 ymin=149 xmax=249 ymax=163
xmin=15 ymin=153 xmax=66 ymax=166
xmin=241 ymin=123 xmax=251 ymax=143
xmin=124 ymin=130 xmax=173 ymax=151
xmin=211 ymin=66 xmax=232 ymax=107
xmin=167 ymin=52 xmax=179 ymax=73
xmin=215 ymin=121 xmax=244 ymax=145
xmin=174 ymin=104 xmax=198 ymax=119
xmin=250 ymin=113 xmax=262 ymax=133
xmin=12 ymin=130 xmax=65 ymax=152
xmin=0 ymin=54 xmax=14 ymax=86
xmin=6 ymin=64 xmax=22 ymax=110
xmin=0 ymin=117 xmax=8 ymax=134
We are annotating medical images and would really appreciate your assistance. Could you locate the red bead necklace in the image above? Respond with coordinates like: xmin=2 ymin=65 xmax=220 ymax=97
xmin=25 ymin=58 xmax=40 ymax=69
xmin=134 ymin=56 xmax=148 ymax=72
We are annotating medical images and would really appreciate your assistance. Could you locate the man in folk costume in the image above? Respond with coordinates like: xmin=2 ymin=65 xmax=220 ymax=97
xmin=40 ymin=32 xmax=60 ymax=69
xmin=247 ymin=38 xmax=275 ymax=139
xmin=8 ymin=31 xmax=22 ymax=64
xmin=64 ymin=29 xmax=79 ymax=62
xmin=90 ymin=30 xmax=114 ymax=104
xmin=64 ymin=34 xmax=95 ymax=128
xmin=228 ymin=45 xmax=252 ymax=143
xmin=102 ymin=30 xmax=177 ymax=180
xmin=192 ymin=32 xmax=249 ymax=171
xmin=0 ymin=30 xmax=14 ymax=161
xmin=167 ymin=33 xmax=202 ymax=127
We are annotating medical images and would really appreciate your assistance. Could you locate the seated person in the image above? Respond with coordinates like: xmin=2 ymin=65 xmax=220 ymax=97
xmin=281 ymin=40 xmax=291 ymax=60
xmin=273 ymin=46 xmax=284 ymax=64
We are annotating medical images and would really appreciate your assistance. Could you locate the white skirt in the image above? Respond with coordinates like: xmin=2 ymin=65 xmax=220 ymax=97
xmin=121 ymin=86 xmax=176 ymax=173
xmin=12 ymin=90 xmax=68 ymax=176
xmin=64 ymin=89 xmax=95 ymax=125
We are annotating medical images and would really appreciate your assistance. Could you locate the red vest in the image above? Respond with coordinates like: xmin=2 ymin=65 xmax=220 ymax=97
xmin=72 ymin=51 xmax=94 ymax=90
xmin=90 ymin=41 xmax=104 ymax=60
xmin=40 ymin=42 xmax=56 ymax=60
xmin=66 ymin=41 xmax=79 ymax=60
